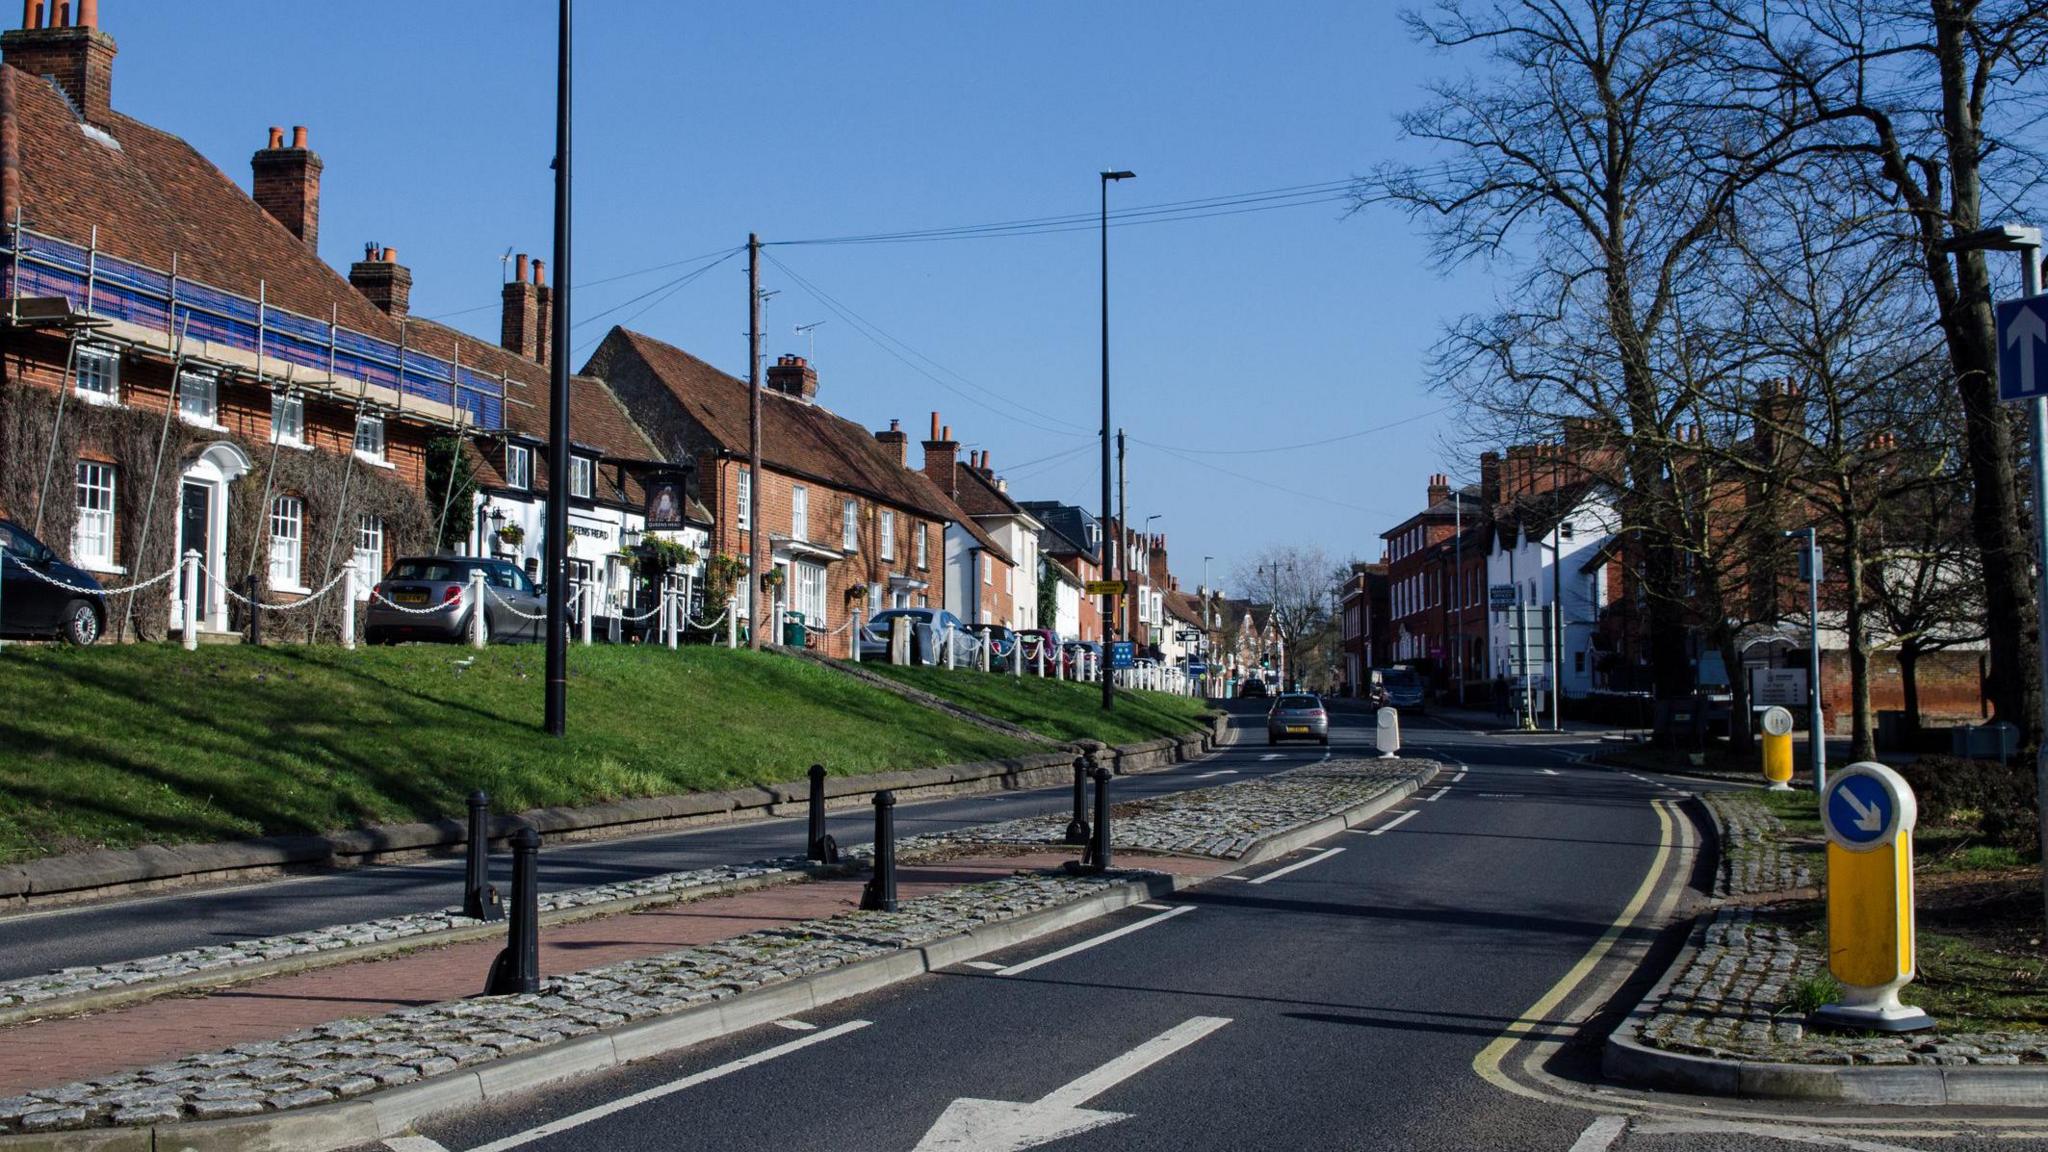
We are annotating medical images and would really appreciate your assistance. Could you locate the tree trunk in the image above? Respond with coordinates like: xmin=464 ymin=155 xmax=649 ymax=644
xmin=1899 ymin=644 xmax=1923 ymax=736
xmin=1721 ymin=630 xmax=1753 ymax=755
xmin=1844 ymin=541 xmax=1875 ymax=763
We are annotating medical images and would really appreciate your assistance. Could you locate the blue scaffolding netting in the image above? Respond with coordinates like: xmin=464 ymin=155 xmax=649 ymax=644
xmin=2 ymin=227 xmax=505 ymax=430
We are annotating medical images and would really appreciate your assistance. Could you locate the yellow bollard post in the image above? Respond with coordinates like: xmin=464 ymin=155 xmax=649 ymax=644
xmin=1760 ymin=705 xmax=1795 ymax=791
xmin=1812 ymin=761 xmax=1932 ymax=1033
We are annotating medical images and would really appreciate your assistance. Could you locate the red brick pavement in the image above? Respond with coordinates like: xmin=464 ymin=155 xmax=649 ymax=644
xmin=0 ymin=853 xmax=1223 ymax=1095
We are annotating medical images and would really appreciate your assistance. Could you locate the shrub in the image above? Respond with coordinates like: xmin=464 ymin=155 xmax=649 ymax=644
xmin=1896 ymin=755 xmax=2038 ymax=856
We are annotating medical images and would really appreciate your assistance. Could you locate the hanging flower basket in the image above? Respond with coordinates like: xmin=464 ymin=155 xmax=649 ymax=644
xmin=496 ymin=523 xmax=526 ymax=547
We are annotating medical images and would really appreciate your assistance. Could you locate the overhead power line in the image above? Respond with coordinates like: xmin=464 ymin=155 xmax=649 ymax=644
xmin=1131 ymin=405 xmax=1456 ymax=457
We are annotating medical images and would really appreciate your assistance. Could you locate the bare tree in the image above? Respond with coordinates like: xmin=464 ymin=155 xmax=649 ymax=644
xmin=1711 ymin=0 xmax=2048 ymax=750
xmin=1232 ymin=544 xmax=1339 ymax=688
xmin=1867 ymin=431 xmax=1988 ymax=732
xmin=1366 ymin=0 xmax=1820 ymax=700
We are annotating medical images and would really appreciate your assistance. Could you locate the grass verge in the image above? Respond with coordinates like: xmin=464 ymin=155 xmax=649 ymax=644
xmin=863 ymin=664 xmax=1214 ymax=745
xmin=0 ymin=643 xmax=1037 ymax=865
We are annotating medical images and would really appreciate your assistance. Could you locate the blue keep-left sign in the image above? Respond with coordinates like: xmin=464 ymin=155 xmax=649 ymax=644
xmin=1997 ymin=296 xmax=2048 ymax=403
xmin=1110 ymin=641 xmax=1136 ymax=670
xmin=1822 ymin=763 xmax=1916 ymax=852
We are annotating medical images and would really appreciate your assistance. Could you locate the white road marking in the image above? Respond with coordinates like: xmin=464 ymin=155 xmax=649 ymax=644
xmin=1218 ymin=874 xmax=1249 ymax=880
xmin=1423 ymin=786 xmax=1451 ymax=802
xmin=1367 ymin=810 xmax=1420 ymax=836
xmin=463 ymin=1020 xmax=872 ymax=1152
xmin=996 ymin=906 xmax=1195 ymax=976
xmin=1567 ymin=1115 xmax=1627 ymax=1152
xmin=1259 ymin=753 xmax=1282 ymax=761
xmin=1540 ymin=768 xmax=1560 ymax=776
xmin=1451 ymin=770 xmax=1468 ymax=783
xmin=1632 ymin=1117 xmax=1927 ymax=1151
xmin=1134 ymin=902 xmax=1170 ymax=910
xmin=384 ymin=1139 xmax=449 ymax=1152
xmin=913 ymin=1016 xmax=1232 ymax=1151
xmin=1193 ymin=770 xmax=1238 ymax=779
xmin=771 ymin=1018 xmax=817 ymax=1031
xmin=963 ymin=961 xmax=1007 ymax=971
xmin=1246 ymin=847 xmax=1345 ymax=886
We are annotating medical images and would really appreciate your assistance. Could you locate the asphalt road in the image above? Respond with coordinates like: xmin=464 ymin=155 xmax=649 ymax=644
xmin=0 ymin=699 xmax=1327 ymax=980
xmin=375 ymin=711 xmax=2048 ymax=1152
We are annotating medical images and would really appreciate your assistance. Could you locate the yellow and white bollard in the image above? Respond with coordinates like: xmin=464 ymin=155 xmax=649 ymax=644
xmin=1813 ymin=761 xmax=1932 ymax=1033
xmin=1760 ymin=705 xmax=1795 ymax=791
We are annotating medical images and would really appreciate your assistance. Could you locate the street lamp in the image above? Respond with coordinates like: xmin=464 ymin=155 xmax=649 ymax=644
xmin=543 ymin=0 xmax=574 ymax=737
xmin=1942 ymin=222 xmax=2048 ymax=924
xmin=1099 ymin=169 xmax=1134 ymax=712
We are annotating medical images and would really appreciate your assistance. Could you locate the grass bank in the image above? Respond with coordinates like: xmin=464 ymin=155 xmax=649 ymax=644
xmin=0 ymin=643 xmax=1038 ymax=865
xmin=864 ymin=664 xmax=1214 ymax=746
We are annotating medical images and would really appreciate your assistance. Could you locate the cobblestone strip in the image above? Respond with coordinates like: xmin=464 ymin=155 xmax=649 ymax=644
xmin=914 ymin=758 xmax=1435 ymax=859
xmin=1703 ymin=792 xmax=1811 ymax=898
xmin=1633 ymin=906 xmax=2048 ymax=1067
xmin=0 ymin=869 xmax=1140 ymax=1134
xmin=0 ymin=861 xmax=791 ymax=1014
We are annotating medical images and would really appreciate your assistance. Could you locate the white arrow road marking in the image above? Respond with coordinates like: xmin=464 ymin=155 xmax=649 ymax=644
xmin=2009 ymin=302 xmax=2047 ymax=394
xmin=461 ymin=1020 xmax=871 ymax=1152
xmin=1567 ymin=1115 xmax=1627 ymax=1152
xmin=996 ymin=906 xmax=1195 ymax=976
xmin=1838 ymin=783 xmax=1884 ymax=832
xmin=1370 ymin=809 xmax=1420 ymax=836
xmin=911 ymin=1016 xmax=1232 ymax=1152
xmin=1247 ymin=847 xmax=1345 ymax=885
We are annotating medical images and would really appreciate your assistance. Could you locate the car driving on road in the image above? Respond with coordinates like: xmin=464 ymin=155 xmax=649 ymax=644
xmin=1376 ymin=666 xmax=1427 ymax=713
xmin=1267 ymin=692 xmax=1329 ymax=746
xmin=0 ymin=518 xmax=105 ymax=644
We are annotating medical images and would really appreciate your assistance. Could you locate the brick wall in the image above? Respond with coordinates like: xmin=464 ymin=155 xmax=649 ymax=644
xmin=1819 ymin=648 xmax=1987 ymax=731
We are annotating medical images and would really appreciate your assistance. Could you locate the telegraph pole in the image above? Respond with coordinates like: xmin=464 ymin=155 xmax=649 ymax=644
xmin=542 ymin=0 xmax=573 ymax=737
xmin=1117 ymin=429 xmax=1129 ymax=651
xmin=747 ymin=234 xmax=764 ymax=651
xmin=1098 ymin=171 xmax=1134 ymax=710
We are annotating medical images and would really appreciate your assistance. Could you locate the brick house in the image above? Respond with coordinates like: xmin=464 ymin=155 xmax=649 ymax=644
xmin=584 ymin=330 xmax=981 ymax=657
xmin=1338 ymin=561 xmax=1389 ymax=696
xmin=0 ymin=6 xmax=504 ymax=640
xmin=1018 ymin=501 xmax=1104 ymax=642
xmin=911 ymin=414 xmax=1017 ymax=630
xmin=1379 ymin=474 xmax=1482 ymax=686
xmin=916 ymin=417 xmax=1039 ymax=631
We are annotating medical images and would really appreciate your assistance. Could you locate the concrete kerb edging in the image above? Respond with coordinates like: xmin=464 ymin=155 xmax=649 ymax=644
xmin=1599 ymin=797 xmax=2048 ymax=1106
xmin=0 ymin=719 xmax=1221 ymax=912
xmin=0 ymin=872 xmax=1190 ymax=1152
xmin=1230 ymin=762 xmax=1439 ymax=869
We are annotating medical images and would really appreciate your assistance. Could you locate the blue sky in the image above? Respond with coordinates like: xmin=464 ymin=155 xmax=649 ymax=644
xmin=107 ymin=1 xmax=1493 ymax=593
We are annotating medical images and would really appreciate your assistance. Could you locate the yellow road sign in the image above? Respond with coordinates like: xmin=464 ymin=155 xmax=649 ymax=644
xmin=1085 ymin=580 xmax=1126 ymax=596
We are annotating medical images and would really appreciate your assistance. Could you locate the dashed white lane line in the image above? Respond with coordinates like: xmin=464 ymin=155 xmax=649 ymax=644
xmin=1259 ymin=753 xmax=1282 ymax=762
xmin=1451 ymin=770 xmax=1468 ymax=783
xmin=1219 ymin=874 xmax=1249 ymax=880
xmin=460 ymin=1020 xmax=873 ymax=1152
xmin=1567 ymin=1115 xmax=1627 ymax=1152
xmin=963 ymin=961 xmax=1006 ymax=971
xmin=1135 ymin=902 xmax=1171 ymax=910
xmin=1246 ymin=847 xmax=1345 ymax=886
xmin=1194 ymin=769 xmax=1239 ymax=779
xmin=1366 ymin=810 xmax=1420 ymax=837
xmin=1540 ymin=768 xmax=1560 ymax=776
xmin=771 ymin=1018 xmax=818 ymax=1031
xmin=995 ymin=906 xmax=1196 ymax=977
xmin=1423 ymin=786 xmax=1451 ymax=802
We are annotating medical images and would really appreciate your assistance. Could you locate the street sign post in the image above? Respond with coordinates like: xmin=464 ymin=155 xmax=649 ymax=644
xmin=1759 ymin=705 xmax=1795 ymax=791
xmin=1812 ymin=762 xmax=1931 ymax=1033
xmin=1488 ymin=584 xmax=1516 ymax=609
xmin=1999 ymin=295 xmax=2048 ymax=403
xmin=1085 ymin=579 xmax=1126 ymax=597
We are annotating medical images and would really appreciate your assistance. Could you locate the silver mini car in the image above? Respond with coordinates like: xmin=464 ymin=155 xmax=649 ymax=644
xmin=1267 ymin=693 xmax=1330 ymax=746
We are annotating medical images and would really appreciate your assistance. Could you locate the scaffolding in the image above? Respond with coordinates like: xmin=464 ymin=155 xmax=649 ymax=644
xmin=1 ymin=222 xmax=506 ymax=430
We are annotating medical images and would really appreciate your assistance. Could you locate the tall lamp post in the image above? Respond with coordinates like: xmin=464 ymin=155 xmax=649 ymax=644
xmin=1099 ymin=169 xmax=1134 ymax=711
xmin=542 ymin=0 xmax=574 ymax=737
xmin=1942 ymin=222 xmax=2047 ymax=924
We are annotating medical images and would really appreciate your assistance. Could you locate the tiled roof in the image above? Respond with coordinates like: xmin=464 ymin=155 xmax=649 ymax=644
xmin=1163 ymin=588 xmax=1205 ymax=627
xmin=900 ymin=468 xmax=1012 ymax=564
xmin=6 ymin=63 xmax=396 ymax=335
xmin=593 ymin=328 xmax=955 ymax=522
xmin=945 ymin=461 xmax=1028 ymax=521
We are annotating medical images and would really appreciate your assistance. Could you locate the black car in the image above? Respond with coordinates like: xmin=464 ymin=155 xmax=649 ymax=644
xmin=1237 ymin=677 xmax=1270 ymax=699
xmin=965 ymin=623 xmax=1018 ymax=671
xmin=0 ymin=518 xmax=106 ymax=644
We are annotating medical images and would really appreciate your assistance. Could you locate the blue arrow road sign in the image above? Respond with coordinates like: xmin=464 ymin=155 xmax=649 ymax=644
xmin=1997 ymin=296 xmax=2048 ymax=403
xmin=1110 ymin=641 xmax=1136 ymax=670
xmin=1825 ymin=773 xmax=1896 ymax=849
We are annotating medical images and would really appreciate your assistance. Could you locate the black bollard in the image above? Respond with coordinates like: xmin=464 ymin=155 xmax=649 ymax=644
xmin=807 ymin=764 xmax=839 ymax=863
xmin=1087 ymin=767 xmax=1113 ymax=874
xmin=1063 ymin=757 xmax=1091 ymax=845
xmin=859 ymin=790 xmax=898 ymax=912
xmin=484 ymin=826 xmax=541 ymax=995
xmin=463 ymin=791 xmax=503 ymax=922
xmin=245 ymin=575 xmax=262 ymax=645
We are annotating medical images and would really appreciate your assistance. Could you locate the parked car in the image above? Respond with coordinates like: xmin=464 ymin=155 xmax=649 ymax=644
xmin=1268 ymin=693 xmax=1330 ymax=746
xmin=0 ymin=518 xmax=105 ymax=644
xmin=858 ymin=607 xmax=967 ymax=664
xmin=1015 ymin=627 xmax=1061 ymax=674
xmin=1376 ymin=666 xmax=1427 ymax=712
xmin=365 ymin=556 xmax=548 ymax=645
xmin=964 ymin=623 xmax=1019 ymax=671
xmin=1237 ymin=676 xmax=1269 ymax=699
xmin=1062 ymin=640 xmax=1102 ymax=676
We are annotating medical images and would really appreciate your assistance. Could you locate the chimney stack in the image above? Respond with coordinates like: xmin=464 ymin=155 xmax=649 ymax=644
xmin=921 ymin=411 xmax=960 ymax=495
xmin=532 ymin=259 xmax=552 ymax=369
xmin=349 ymin=244 xmax=412 ymax=318
xmin=4 ymin=0 xmax=117 ymax=123
xmin=251 ymin=124 xmax=322 ymax=252
xmin=1427 ymin=472 xmax=1450 ymax=508
xmin=875 ymin=418 xmax=909 ymax=467
xmin=501 ymin=252 xmax=543 ymax=363
xmin=1479 ymin=452 xmax=1501 ymax=507
xmin=765 ymin=354 xmax=819 ymax=400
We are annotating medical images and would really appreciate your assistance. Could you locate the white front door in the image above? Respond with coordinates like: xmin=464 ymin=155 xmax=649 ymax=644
xmin=170 ymin=445 xmax=248 ymax=634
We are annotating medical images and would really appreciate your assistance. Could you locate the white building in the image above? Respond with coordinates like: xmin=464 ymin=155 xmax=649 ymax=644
xmin=1484 ymin=482 xmax=1620 ymax=699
